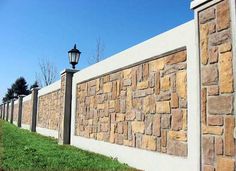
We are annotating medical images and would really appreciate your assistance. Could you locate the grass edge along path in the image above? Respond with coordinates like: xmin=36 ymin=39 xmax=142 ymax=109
xmin=0 ymin=120 xmax=136 ymax=170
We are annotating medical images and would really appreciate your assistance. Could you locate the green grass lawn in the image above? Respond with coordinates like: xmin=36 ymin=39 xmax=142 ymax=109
xmin=0 ymin=120 xmax=134 ymax=170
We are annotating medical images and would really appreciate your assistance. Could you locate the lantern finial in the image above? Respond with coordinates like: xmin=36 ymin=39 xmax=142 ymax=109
xmin=74 ymin=44 xmax=76 ymax=49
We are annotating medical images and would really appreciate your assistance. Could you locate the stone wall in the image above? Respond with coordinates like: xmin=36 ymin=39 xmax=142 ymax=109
xmin=198 ymin=0 xmax=235 ymax=170
xmin=13 ymin=102 xmax=19 ymax=122
xmin=22 ymin=100 xmax=32 ymax=125
xmin=75 ymin=49 xmax=188 ymax=157
xmin=4 ymin=103 xmax=7 ymax=119
xmin=37 ymin=90 xmax=61 ymax=130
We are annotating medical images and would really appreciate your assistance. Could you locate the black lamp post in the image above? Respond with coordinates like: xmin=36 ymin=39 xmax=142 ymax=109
xmin=68 ymin=44 xmax=81 ymax=69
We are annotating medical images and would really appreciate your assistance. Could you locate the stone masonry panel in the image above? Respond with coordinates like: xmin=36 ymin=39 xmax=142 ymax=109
xmin=199 ymin=0 xmax=235 ymax=170
xmin=13 ymin=102 xmax=19 ymax=122
xmin=22 ymin=100 xmax=32 ymax=125
xmin=75 ymin=49 xmax=188 ymax=157
xmin=37 ymin=90 xmax=61 ymax=130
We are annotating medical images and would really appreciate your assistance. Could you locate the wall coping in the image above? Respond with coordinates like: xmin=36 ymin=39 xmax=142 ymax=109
xmin=38 ymin=80 xmax=61 ymax=97
xmin=190 ymin=0 xmax=211 ymax=9
xmin=73 ymin=20 xmax=194 ymax=85
xmin=60 ymin=69 xmax=79 ymax=75
xmin=22 ymin=94 xmax=31 ymax=102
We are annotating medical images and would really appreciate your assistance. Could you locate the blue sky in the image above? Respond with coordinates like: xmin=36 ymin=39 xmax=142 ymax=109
xmin=0 ymin=0 xmax=193 ymax=100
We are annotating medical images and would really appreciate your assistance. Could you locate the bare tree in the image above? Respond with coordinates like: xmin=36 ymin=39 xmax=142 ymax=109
xmin=36 ymin=58 xmax=58 ymax=87
xmin=88 ymin=37 xmax=105 ymax=65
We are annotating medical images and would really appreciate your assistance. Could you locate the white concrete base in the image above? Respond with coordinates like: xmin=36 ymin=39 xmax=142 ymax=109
xmin=21 ymin=124 xmax=30 ymax=130
xmin=71 ymin=135 xmax=194 ymax=171
xmin=13 ymin=121 xmax=17 ymax=126
xmin=36 ymin=127 xmax=58 ymax=139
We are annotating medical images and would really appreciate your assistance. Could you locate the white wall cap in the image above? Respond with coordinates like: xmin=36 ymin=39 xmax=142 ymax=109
xmin=60 ymin=69 xmax=79 ymax=75
xmin=23 ymin=94 xmax=31 ymax=102
xmin=190 ymin=0 xmax=211 ymax=9
xmin=73 ymin=20 xmax=194 ymax=84
xmin=38 ymin=80 xmax=61 ymax=97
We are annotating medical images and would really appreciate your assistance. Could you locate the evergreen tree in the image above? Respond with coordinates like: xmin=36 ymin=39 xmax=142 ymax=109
xmin=12 ymin=77 xmax=30 ymax=96
xmin=6 ymin=88 xmax=14 ymax=100
xmin=30 ymin=81 xmax=39 ymax=90
xmin=2 ymin=87 xmax=14 ymax=102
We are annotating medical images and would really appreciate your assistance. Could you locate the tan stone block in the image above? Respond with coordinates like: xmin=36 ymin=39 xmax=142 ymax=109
xmin=149 ymin=95 xmax=156 ymax=113
xmin=203 ymin=165 xmax=214 ymax=171
xmin=103 ymin=82 xmax=112 ymax=93
xmin=153 ymin=115 xmax=161 ymax=136
xmin=182 ymin=109 xmax=187 ymax=130
xmin=126 ymin=88 xmax=132 ymax=111
xmin=117 ymin=122 xmax=123 ymax=134
xmin=112 ymin=82 xmax=117 ymax=99
xmin=215 ymin=137 xmax=223 ymax=155
xmin=203 ymin=136 xmax=214 ymax=165
xmin=199 ymin=7 xmax=215 ymax=24
xmin=156 ymin=101 xmax=170 ymax=114
xmin=137 ymin=81 xmax=149 ymax=90
xmin=116 ymin=113 xmax=125 ymax=122
xmin=171 ymin=93 xmax=179 ymax=108
xmin=161 ymin=130 xmax=167 ymax=147
xmin=168 ymin=131 xmax=187 ymax=142
xmin=155 ymin=71 xmax=160 ymax=95
xmin=219 ymin=52 xmax=233 ymax=93
xmin=131 ymin=69 xmax=137 ymax=89
xmin=216 ymin=157 xmax=235 ymax=171
xmin=100 ymin=117 xmax=109 ymax=123
xmin=143 ymin=63 xmax=149 ymax=80
xmin=200 ymin=23 xmax=209 ymax=65
xmin=123 ymin=140 xmax=133 ymax=146
xmin=116 ymin=80 xmax=120 ymax=97
xmin=143 ymin=96 xmax=150 ymax=114
xmin=111 ymin=113 xmax=116 ymax=123
xmin=109 ymin=100 xmax=115 ymax=109
xmin=90 ymin=96 xmax=95 ymax=108
xmin=167 ymin=140 xmax=187 ymax=157
xmin=208 ymin=95 xmax=233 ymax=115
xmin=209 ymin=29 xmax=230 ymax=46
xmin=141 ymin=135 xmax=156 ymax=151
xmin=217 ymin=1 xmax=230 ymax=31
xmin=126 ymin=110 xmax=136 ymax=121
xmin=202 ymin=64 xmax=218 ymax=86
xmin=172 ymin=109 xmax=183 ymax=131
xmin=202 ymin=125 xmax=223 ymax=135
xmin=208 ymin=46 xmax=218 ymax=64
xmin=123 ymin=79 xmax=131 ymax=86
xmin=123 ymin=121 xmax=128 ymax=139
xmin=100 ymin=123 xmax=109 ymax=132
xmin=166 ymin=51 xmax=187 ymax=65
xmin=149 ymin=58 xmax=166 ymax=72
xmin=208 ymin=86 xmax=219 ymax=96
xmin=176 ymin=71 xmax=187 ymax=99
xmin=97 ymin=133 xmax=103 ymax=141
xmin=109 ymin=124 xmax=116 ymax=143
xmin=161 ymin=115 xmax=170 ymax=129
xmin=137 ymin=65 xmax=143 ymax=82
xmin=160 ymin=76 xmax=170 ymax=91
xmin=219 ymin=42 xmax=232 ymax=53
xmin=103 ymin=75 xmax=110 ymax=83
xmin=209 ymin=21 xmax=216 ymax=34
xmin=208 ymin=115 xmax=223 ymax=126
xmin=123 ymin=68 xmax=132 ymax=79
xmin=97 ymin=103 xmax=105 ymax=110
xmin=131 ymin=121 xmax=145 ymax=133
xmin=225 ymin=116 xmax=235 ymax=156
xmin=88 ymin=119 xmax=93 ymax=125
xmin=201 ymin=88 xmax=207 ymax=125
